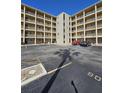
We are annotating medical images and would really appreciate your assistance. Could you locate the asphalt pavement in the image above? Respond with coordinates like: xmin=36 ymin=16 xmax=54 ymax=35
xmin=21 ymin=45 xmax=102 ymax=93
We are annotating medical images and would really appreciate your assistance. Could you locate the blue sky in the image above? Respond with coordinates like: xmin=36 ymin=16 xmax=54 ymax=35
xmin=22 ymin=0 xmax=100 ymax=16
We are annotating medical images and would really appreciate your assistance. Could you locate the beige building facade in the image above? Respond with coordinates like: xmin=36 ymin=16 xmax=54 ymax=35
xmin=21 ymin=1 xmax=102 ymax=46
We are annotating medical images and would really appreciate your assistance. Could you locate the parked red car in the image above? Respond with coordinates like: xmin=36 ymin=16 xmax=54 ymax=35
xmin=72 ymin=40 xmax=80 ymax=45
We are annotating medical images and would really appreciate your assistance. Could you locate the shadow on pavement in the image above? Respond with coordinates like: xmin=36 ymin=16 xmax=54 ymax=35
xmin=41 ymin=49 xmax=71 ymax=93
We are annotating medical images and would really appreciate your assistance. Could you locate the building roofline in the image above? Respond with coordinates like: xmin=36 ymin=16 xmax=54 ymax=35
xmin=21 ymin=3 xmax=56 ymax=17
xmin=71 ymin=0 xmax=102 ymax=16
xmin=21 ymin=0 xmax=102 ymax=17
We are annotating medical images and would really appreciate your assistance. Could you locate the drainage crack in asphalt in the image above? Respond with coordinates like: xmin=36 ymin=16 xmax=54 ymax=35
xmin=41 ymin=49 xmax=71 ymax=93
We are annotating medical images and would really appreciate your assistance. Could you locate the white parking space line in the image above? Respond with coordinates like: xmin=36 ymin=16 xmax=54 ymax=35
xmin=47 ymin=62 xmax=72 ymax=75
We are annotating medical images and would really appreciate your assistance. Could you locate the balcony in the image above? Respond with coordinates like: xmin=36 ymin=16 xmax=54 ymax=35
xmin=97 ymin=16 xmax=102 ymax=20
xmin=25 ymin=27 xmax=35 ymax=30
xmin=25 ymin=19 xmax=35 ymax=23
xmin=52 ymin=35 xmax=56 ymax=38
xmin=85 ymin=26 xmax=96 ymax=30
xmin=21 ymin=10 xmax=24 ymax=13
xmin=97 ymin=7 xmax=102 ymax=12
xmin=72 ymin=24 xmax=76 ymax=27
xmin=45 ymin=23 xmax=51 ymax=27
xmin=98 ymin=32 xmax=102 ymax=36
xmin=37 ymin=14 xmax=44 ymax=19
xmin=77 ymin=15 xmax=83 ymax=19
xmin=36 ymin=35 xmax=44 ymax=38
xmin=72 ymin=35 xmax=77 ymax=38
xmin=37 ymin=21 xmax=44 ymax=25
xmin=85 ymin=18 xmax=95 ymax=23
xmin=45 ymin=35 xmax=51 ymax=38
xmin=25 ymin=34 xmax=35 ymax=38
xmin=45 ymin=17 xmax=51 ymax=21
xmin=71 ymin=17 xmax=75 ymax=22
xmin=52 ymin=23 xmax=56 ymax=27
xmin=85 ymin=10 xmax=95 ymax=17
xmin=86 ymin=34 xmax=96 ymax=37
xmin=52 ymin=18 xmax=56 ymax=22
xmin=21 ymin=17 xmax=24 ymax=21
xmin=97 ymin=24 xmax=102 ymax=28
xmin=77 ymin=22 xmax=84 ymax=25
xmin=25 ymin=11 xmax=35 ymax=16
xmin=21 ymin=34 xmax=23 ymax=38
xmin=45 ymin=30 xmax=51 ymax=33
xmin=77 ymin=28 xmax=84 ymax=31
xmin=21 ymin=25 xmax=23 ymax=29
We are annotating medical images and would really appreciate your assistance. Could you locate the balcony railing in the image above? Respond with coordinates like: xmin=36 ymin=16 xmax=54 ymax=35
xmin=45 ymin=30 xmax=51 ymax=32
xmin=72 ymin=35 xmax=76 ymax=37
xmin=45 ymin=17 xmax=51 ymax=21
xmin=25 ymin=19 xmax=35 ymax=23
xmin=85 ymin=26 xmax=96 ymax=30
xmin=25 ymin=11 xmax=35 ymax=16
xmin=72 ymin=22 xmax=76 ymax=26
xmin=86 ymin=34 xmax=96 ymax=36
xmin=97 ymin=16 xmax=102 ymax=20
xmin=85 ymin=10 xmax=95 ymax=16
xmin=77 ymin=22 xmax=84 ymax=25
xmin=45 ymin=35 xmax=51 ymax=37
xmin=21 ymin=26 xmax=23 ymax=29
xmin=21 ymin=10 xmax=24 ymax=13
xmin=52 ymin=36 xmax=56 ymax=38
xmin=37 ymin=22 xmax=44 ymax=25
xmin=25 ymin=27 xmax=35 ymax=30
xmin=21 ymin=17 xmax=24 ymax=20
xmin=37 ymin=28 xmax=44 ymax=31
xmin=37 ymin=15 xmax=44 ymax=19
xmin=36 ymin=35 xmax=44 ymax=37
xmin=77 ymin=28 xmax=84 ymax=31
xmin=52 ymin=25 xmax=56 ymax=27
xmin=76 ymin=35 xmax=84 ymax=38
xmin=45 ymin=24 xmax=51 ymax=27
xmin=72 ymin=30 xmax=76 ymax=32
xmin=97 ymin=7 xmax=102 ymax=12
xmin=98 ymin=33 xmax=102 ymax=36
xmin=97 ymin=24 xmax=102 ymax=28
xmin=77 ymin=15 xmax=83 ymax=19
xmin=85 ymin=18 xmax=95 ymax=23
xmin=25 ymin=34 xmax=35 ymax=37
xmin=71 ymin=18 xmax=75 ymax=21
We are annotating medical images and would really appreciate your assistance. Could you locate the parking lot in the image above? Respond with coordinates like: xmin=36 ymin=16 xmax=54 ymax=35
xmin=21 ymin=45 xmax=102 ymax=93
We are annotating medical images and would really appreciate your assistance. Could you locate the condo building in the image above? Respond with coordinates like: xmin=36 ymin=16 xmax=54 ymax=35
xmin=21 ymin=1 xmax=102 ymax=46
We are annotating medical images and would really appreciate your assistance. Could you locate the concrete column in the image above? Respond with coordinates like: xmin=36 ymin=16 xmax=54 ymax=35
xmin=23 ymin=6 xmax=26 ymax=44
xmin=95 ymin=5 xmax=98 ymax=45
xmin=75 ymin=16 xmax=77 ymax=41
xmin=51 ymin=17 xmax=52 ymax=43
xmin=70 ymin=18 xmax=72 ymax=44
xmin=83 ymin=11 xmax=86 ymax=41
xmin=43 ymin=14 xmax=45 ymax=43
xmin=34 ymin=10 xmax=37 ymax=44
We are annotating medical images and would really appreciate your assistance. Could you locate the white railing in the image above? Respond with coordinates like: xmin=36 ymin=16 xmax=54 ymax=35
xmin=37 ymin=15 xmax=44 ymax=18
xmin=85 ymin=10 xmax=95 ymax=16
xmin=97 ymin=7 xmax=102 ymax=12
xmin=97 ymin=16 xmax=102 ymax=19
xmin=77 ymin=15 xmax=83 ymax=19
xmin=86 ymin=18 xmax=95 ymax=23
xmin=86 ymin=34 xmax=96 ymax=36
xmin=26 ymin=11 xmax=35 ymax=16
xmin=25 ymin=27 xmax=35 ymax=30
xmin=26 ymin=34 xmax=35 ymax=37
xmin=26 ymin=19 xmax=35 ymax=23
xmin=97 ymin=24 xmax=102 ymax=28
